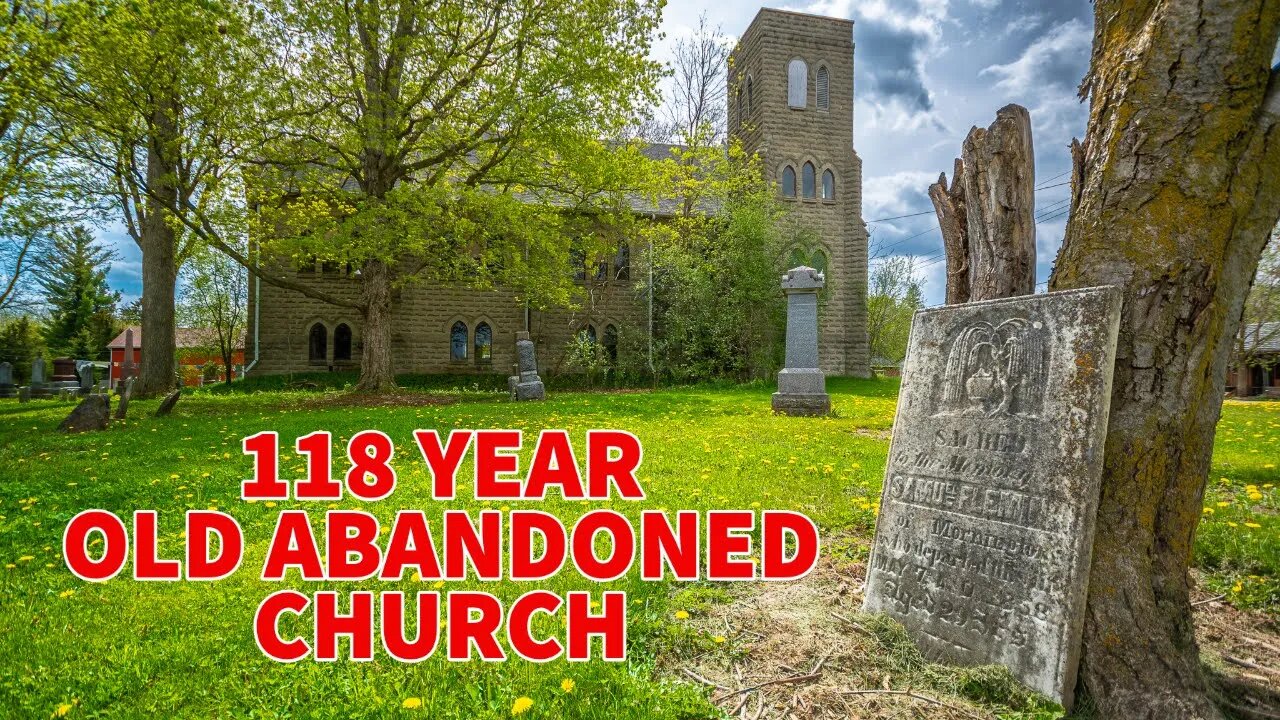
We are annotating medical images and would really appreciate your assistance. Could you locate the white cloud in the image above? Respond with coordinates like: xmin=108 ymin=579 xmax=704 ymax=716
xmin=980 ymin=18 xmax=1091 ymax=93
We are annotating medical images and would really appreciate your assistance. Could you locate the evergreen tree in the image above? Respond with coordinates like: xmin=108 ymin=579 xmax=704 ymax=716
xmin=35 ymin=226 xmax=120 ymax=359
xmin=0 ymin=316 xmax=44 ymax=382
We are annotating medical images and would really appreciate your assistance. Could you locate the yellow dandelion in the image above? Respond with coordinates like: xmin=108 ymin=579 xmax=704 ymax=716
xmin=1249 ymin=492 xmax=1264 ymax=501
xmin=433 ymin=580 xmax=445 ymax=589
xmin=674 ymin=610 xmax=690 ymax=620
xmin=264 ymin=501 xmax=277 ymax=508
xmin=4 ymin=564 xmax=13 ymax=569
xmin=561 ymin=678 xmax=575 ymax=693
xmin=713 ymin=635 xmax=726 ymax=644
xmin=401 ymin=697 xmax=422 ymax=709
xmin=58 ymin=590 xmax=74 ymax=599
xmin=411 ymin=571 xmax=422 ymax=582
xmin=53 ymin=702 xmax=74 ymax=717
xmin=1228 ymin=522 xmax=1239 ymax=528
xmin=1245 ymin=522 xmax=1262 ymax=528
xmin=1217 ymin=501 xmax=1231 ymax=507
xmin=1233 ymin=581 xmax=1244 ymax=593
xmin=1203 ymin=507 xmax=1215 ymax=515
xmin=511 ymin=696 xmax=534 ymax=715
xmin=18 ymin=555 xmax=33 ymax=562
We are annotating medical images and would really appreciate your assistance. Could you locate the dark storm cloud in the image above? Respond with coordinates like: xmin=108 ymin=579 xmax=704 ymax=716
xmin=855 ymin=19 xmax=935 ymax=111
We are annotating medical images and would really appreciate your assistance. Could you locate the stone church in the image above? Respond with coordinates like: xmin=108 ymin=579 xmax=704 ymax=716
xmin=245 ymin=7 xmax=870 ymax=379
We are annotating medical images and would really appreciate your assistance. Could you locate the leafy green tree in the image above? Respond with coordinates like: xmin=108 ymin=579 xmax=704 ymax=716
xmin=0 ymin=315 xmax=44 ymax=382
xmin=1 ymin=1 xmax=66 ymax=312
xmin=47 ymin=0 xmax=260 ymax=395
xmin=223 ymin=0 xmax=664 ymax=392
xmin=178 ymin=247 xmax=247 ymax=385
xmin=866 ymin=256 xmax=925 ymax=366
xmin=639 ymin=140 xmax=789 ymax=382
xmin=35 ymin=225 xmax=120 ymax=358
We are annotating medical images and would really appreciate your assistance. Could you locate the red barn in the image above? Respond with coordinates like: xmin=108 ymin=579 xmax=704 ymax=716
xmin=107 ymin=326 xmax=246 ymax=387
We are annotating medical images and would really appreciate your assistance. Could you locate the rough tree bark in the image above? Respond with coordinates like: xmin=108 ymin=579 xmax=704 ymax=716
xmin=928 ymin=158 xmax=970 ymax=305
xmin=137 ymin=94 xmax=181 ymax=398
xmin=355 ymin=258 xmax=395 ymax=392
xmin=929 ymin=104 xmax=1036 ymax=304
xmin=1049 ymin=1 xmax=1280 ymax=717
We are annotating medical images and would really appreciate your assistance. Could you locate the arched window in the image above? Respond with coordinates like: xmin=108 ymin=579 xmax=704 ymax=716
xmin=781 ymin=166 xmax=797 ymax=198
xmin=603 ymin=324 xmax=618 ymax=364
xmin=787 ymin=247 xmax=807 ymax=269
xmin=474 ymin=322 xmax=492 ymax=363
xmin=308 ymin=323 xmax=327 ymax=363
xmin=810 ymin=249 xmax=829 ymax=275
xmin=822 ymin=170 xmax=835 ymax=200
xmin=614 ymin=242 xmax=630 ymax=280
xmin=746 ymin=76 xmax=754 ymax=117
xmin=736 ymin=88 xmax=743 ymax=127
xmin=816 ymin=66 xmax=830 ymax=110
xmin=578 ymin=325 xmax=598 ymax=344
xmin=450 ymin=321 xmax=468 ymax=361
xmin=788 ymin=59 xmax=807 ymax=108
xmin=802 ymin=162 xmax=816 ymax=199
xmin=334 ymin=323 xmax=352 ymax=361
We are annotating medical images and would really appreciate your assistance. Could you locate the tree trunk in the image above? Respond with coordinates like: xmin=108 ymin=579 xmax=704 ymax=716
xmin=138 ymin=94 xmax=181 ymax=398
xmin=930 ymin=104 xmax=1035 ymax=304
xmin=355 ymin=258 xmax=396 ymax=392
xmin=962 ymin=104 xmax=1036 ymax=301
xmin=1049 ymin=1 xmax=1280 ymax=716
xmin=928 ymin=159 xmax=970 ymax=305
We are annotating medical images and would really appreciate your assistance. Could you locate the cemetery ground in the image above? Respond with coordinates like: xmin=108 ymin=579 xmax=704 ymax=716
xmin=0 ymin=378 xmax=1277 ymax=719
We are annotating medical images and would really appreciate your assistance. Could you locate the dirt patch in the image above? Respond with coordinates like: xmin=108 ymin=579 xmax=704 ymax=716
xmin=667 ymin=562 xmax=1280 ymax=719
xmin=297 ymin=392 xmax=460 ymax=409
xmin=1192 ymin=580 xmax=1280 ymax=718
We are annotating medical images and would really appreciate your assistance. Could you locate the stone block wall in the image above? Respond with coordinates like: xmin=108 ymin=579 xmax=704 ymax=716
xmin=729 ymin=8 xmax=871 ymax=377
xmin=245 ymin=259 xmax=643 ymax=377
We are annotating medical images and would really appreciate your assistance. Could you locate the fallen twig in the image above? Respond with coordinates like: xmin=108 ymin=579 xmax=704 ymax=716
xmin=1225 ymin=655 xmax=1280 ymax=676
xmin=712 ymin=670 xmax=823 ymax=703
xmin=840 ymin=689 xmax=987 ymax=720
xmin=682 ymin=668 xmax=728 ymax=690
xmin=1192 ymin=594 xmax=1227 ymax=607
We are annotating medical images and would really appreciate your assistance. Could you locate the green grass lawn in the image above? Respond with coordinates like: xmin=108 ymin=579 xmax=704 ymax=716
xmin=0 ymin=378 xmax=1274 ymax=719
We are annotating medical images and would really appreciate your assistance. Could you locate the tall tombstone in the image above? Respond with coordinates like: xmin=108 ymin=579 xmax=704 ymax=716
xmin=861 ymin=287 xmax=1122 ymax=709
xmin=772 ymin=266 xmax=830 ymax=416
xmin=510 ymin=332 xmax=545 ymax=401
xmin=120 ymin=328 xmax=137 ymax=384
xmin=29 ymin=355 xmax=47 ymax=397
xmin=77 ymin=361 xmax=94 ymax=395
xmin=0 ymin=362 xmax=14 ymax=398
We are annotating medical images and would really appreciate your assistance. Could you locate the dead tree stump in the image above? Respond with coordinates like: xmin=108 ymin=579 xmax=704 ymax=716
xmin=929 ymin=103 xmax=1037 ymax=303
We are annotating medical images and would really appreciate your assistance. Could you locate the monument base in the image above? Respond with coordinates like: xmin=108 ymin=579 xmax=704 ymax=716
xmin=771 ymin=392 xmax=830 ymax=416
xmin=0 ymin=385 xmax=14 ymax=398
xmin=515 ymin=381 xmax=545 ymax=401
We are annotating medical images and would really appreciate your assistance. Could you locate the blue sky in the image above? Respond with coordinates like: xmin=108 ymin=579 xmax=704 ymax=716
xmin=95 ymin=1 xmax=1274 ymax=307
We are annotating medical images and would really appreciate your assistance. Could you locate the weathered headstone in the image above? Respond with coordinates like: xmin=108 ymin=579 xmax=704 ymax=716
xmin=59 ymin=394 xmax=110 ymax=433
xmin=18 ymin=386 xmax=29 ymax=403
xmin=0 ymin=362 xmax=14 ymax=398
xmin=77 ymin=361 xmax=94 ymax=395
xmin=862 ymin=287 xmax=1122 ymax=709
xmin=155 ymin=388 xmax=181 ymax=417
xmin=113 ymin=377 xmax=134 ymax=420
xmin=772 ymin=266 xmax=830 ymax=416
xmin=29 ymin=355 xmax=47 ymax=397
xmin=120 ymin=328 xmax=136 ymax=383
xmin=509 ymin=332 xmax=545 ymax=401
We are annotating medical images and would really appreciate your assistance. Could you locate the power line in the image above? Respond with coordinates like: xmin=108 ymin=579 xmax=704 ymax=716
xmin=1034 ymin=170 xmax=1069 ymax=189
xmin=866 ymin=210 xmax=934 ymax=223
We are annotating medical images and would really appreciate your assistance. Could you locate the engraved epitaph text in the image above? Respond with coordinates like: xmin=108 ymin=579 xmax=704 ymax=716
xmin=862 ymin=287 xmax=1122 ymax=708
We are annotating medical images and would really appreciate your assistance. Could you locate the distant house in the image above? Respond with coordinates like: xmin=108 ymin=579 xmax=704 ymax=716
xmin=107 ymin=326 xmax=246 ymax=387
xmin=1227 ymin=321 xmax=1280 ymax=397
